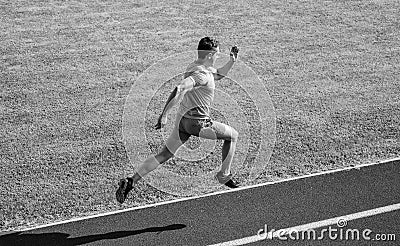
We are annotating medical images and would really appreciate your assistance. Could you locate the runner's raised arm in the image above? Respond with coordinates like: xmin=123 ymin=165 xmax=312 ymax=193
xmin=214 ymin=46 xmax=239 ymax=80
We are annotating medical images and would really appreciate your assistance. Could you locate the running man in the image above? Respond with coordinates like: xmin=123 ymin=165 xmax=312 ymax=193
xmin=116 ymin=37 xmax=240 ymax=204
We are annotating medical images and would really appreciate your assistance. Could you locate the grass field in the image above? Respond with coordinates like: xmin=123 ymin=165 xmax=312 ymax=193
xmin=1 ymin=0 xmax=399 ymax=231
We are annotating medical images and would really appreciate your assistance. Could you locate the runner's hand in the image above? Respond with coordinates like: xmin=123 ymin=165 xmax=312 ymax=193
xmin=154 ymin=114 xmax=167 ymax=130
xmin=230 ymin=46 xmax=239 ymax=62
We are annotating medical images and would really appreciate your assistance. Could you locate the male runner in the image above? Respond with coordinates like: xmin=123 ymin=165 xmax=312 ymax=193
xmin=116 ymin=37 xmax=240 ymax=204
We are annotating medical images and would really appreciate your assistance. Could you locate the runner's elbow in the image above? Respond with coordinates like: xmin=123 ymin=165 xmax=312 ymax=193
xmin=176 ymin=85 xmax=188 ymax=95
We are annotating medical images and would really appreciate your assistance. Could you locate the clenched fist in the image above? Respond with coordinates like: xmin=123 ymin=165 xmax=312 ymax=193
xmin=230 ymin=46 xmax=239 ymax=62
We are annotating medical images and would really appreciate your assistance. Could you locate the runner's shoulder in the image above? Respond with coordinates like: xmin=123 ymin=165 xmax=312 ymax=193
xmin=185 ymin=63 xmax=206 ymax=76
xmin=186 ymin=62 xmax=215 ymax=73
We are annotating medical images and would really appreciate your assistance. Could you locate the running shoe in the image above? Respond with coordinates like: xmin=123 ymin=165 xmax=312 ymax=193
xmin=215 ymin=171 xmax=240 ymax=188
xmin=116 ymin=178 xmax=133 ymax=204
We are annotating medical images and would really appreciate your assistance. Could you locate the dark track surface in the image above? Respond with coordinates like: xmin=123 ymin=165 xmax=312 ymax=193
xmin=1 ymin=159 xmax=399 ymax=246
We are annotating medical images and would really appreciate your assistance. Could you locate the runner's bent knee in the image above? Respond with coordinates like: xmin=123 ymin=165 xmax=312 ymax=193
xmin=211 ymin=121 xmax=238 ymax=142
xmin=225 ymin=126 xmax=238 ymax=142
xmin=230 ymin=127 xmax=239 ymax=142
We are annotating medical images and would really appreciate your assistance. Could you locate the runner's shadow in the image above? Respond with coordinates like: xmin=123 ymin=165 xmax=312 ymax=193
xmin=0 ymin=223 xmax=186 ymax=246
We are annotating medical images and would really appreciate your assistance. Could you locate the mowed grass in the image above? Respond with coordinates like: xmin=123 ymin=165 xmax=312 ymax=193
xmin=1 ymin=0 xmax=399 ymax=231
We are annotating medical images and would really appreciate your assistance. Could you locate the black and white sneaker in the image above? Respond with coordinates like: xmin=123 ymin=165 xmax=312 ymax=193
xmin=116 ymin=178 xmax=133 ymax=204
xmin=224 ymin=178 xmax=240 ymax=189
xmin=215 ymin=171 xmax=240 ymax=188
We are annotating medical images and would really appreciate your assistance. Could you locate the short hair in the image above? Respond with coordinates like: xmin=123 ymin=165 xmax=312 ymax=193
xmin=197 ymin=37 xmax=219 ymax=59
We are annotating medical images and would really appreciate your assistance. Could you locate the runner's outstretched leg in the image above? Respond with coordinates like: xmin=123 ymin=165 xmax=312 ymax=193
xmin=116 ymin=146 xmax=174 ymax=204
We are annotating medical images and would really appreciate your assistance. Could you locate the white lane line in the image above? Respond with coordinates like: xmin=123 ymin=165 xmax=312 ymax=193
xmin=17 ymin=157 xmax=400 ymax=232
xmin=207 ymin=203 xmax=400 ymax=246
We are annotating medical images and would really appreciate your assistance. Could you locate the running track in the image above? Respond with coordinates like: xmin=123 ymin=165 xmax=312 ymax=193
xmin=1 ymin=158 xmax=399 ymax=246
